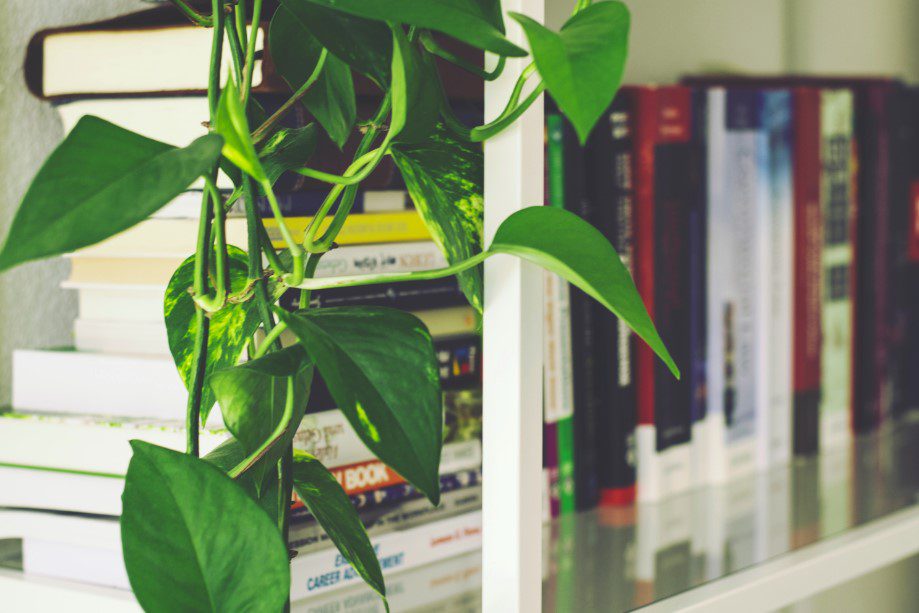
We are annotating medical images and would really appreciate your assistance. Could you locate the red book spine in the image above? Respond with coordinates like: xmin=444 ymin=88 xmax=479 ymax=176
xmin=791 ymin=88 xmax=822 ymax=455
xmin=633 ymin=86 xmax=693 ymax=432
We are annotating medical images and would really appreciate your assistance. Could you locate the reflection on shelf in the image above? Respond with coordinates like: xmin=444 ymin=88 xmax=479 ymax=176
xmin=544 ymin=415 xmax=919 ymax=612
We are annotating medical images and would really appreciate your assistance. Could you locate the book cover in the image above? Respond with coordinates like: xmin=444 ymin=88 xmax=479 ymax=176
xmin=546 ymin=112 xmax=580 ymax=513
xmin=587 ymin=93 xmax=638 ymax=506
xmin=630 ymin=85 xmax=694 ymax=501
xmin=791 ymin=87 xmax=823 ymax=456
xmin=819 ymin=89 xmax=855 ymax=450
xmin=763 ymin=90 xmax=794 ymax=467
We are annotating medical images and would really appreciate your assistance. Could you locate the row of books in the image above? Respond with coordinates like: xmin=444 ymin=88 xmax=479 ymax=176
xmin=2 ymin=4 xmax=485 ymax=599
xmin=543 ymin=76 xmax=919 ymax=509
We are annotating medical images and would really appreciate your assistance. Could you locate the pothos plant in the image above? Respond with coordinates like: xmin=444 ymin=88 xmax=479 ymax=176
xmin=0 ymin=0 xmax=678 ymax=610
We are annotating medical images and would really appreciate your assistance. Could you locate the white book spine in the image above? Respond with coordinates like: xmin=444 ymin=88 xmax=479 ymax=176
xmin=289 ymin=511 xmax=482 ymax=600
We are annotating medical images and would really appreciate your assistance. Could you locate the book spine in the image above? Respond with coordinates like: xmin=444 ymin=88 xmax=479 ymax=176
xmin=819 ymin=90 xmax=855 ymax=450
xmin=634 ymin=86 xmax=694 ymax=501
xmin=590 ymin=93 xmax=638 ymax=506
xmin=792 ymin=89 xmax=822 ymax=456
xmin=853 ymin=85 xmax=896 ymax=432
xmin=764 ymin=90 xmax=794 ymax=466
xmin=546 ymin=112 xmax=579 ymax=514
xmin=262 ymin=211 xmax=430 ymax=248
xmin=289 ymin=511 xmax=482 ymax=601
xmin=279 ymin=277 xmax=465 ymax=311
xmin=559 ymin=114 xmax=603 ymax=510
xmin=688 ymin=89 xmax=709 ymax=486
xmin=156 ymin=189 xmax=406 ymax=220
xmin=898 ymin=88 xmax=919 ymax=414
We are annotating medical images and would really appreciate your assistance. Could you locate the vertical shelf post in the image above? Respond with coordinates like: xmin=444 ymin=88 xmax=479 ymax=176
xmin=482 ymin=0 xmax=545 ymax=609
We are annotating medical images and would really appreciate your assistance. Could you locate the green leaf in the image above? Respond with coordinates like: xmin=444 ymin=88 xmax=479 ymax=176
xmin=511 ymin=2 xmax=630 ymax=144
xmin=121 ymin=441 xmax=290 ymax=612
xmin=489 ymin=206 xmax=679 ymax=378
xmin=259 ymin=124 xmax=320 ymax=185
xmin=279 ymin=0 xmax=392 ymax=90
xmin=164 ymin=246 xmax=264 ymax=424
xmin=273 ymin=307 xmax=443 ymax=504
xmin=0 ymin=117 xmax=222 ymax=272
xmin=204 ymin=438 xmax=281 ymax=520
xmin=392 ymin=29 xmax=442 ymax=145
xmin=292 ymin=451 xmax=387 ymax=605
xmin=300 ymin=0 xmax=526 ymax=57
xmin=209 ymin=346 xmax=314 ymax=491
xmin=269 ymin=6 xmax=357 ymax=148
xmin=216 ymin=80 xmax=266 ymax=181
xmin=391 ymin=123 xmax=484 ymax=311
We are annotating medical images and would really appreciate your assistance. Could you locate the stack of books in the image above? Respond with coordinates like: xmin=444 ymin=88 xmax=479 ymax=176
xmin=543 ymin=77 xmax=919 ymax=512
xmin=2 ymin=4 xmax=484 ymax=600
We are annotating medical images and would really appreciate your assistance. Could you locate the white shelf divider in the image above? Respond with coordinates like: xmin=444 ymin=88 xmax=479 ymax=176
xmin=481 ymin=0 xmax=545 ymax=610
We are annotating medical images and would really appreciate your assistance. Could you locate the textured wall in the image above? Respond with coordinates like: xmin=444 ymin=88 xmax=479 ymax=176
xmin=0 ymin=1 xmax=143 ymax=405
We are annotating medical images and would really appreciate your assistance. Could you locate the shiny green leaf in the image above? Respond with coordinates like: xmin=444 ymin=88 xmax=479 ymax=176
xmin=269 ymin=6 xmax=356 ymax=148
xmin=489 ymin=206 xmax=679 ymax=377
xmin=216 ymin=80 xmax=266 ymax=181
xmin=392 ymin=30 xmax=441 ymax=145
xmin=391 ymin=123 xmax=484 ymax=311
xmin=259 ymin=124 xmax=320 ymax=185
xmin=164 ymin=246 xmax=263 ymax=424
xmin=279 ymin=0 xmax=392 ymax=89
xmin=204 ymin=438 xmax=281 ymax=520
xmin=121 ymin=442 xmax=290 ymax=612
xmin=0 ymin=117 xmax=221 ymax=272
xmin=273 ymin=307 xmax=443 ymax=504
xmin=209 ymin=346 xmax=314 ymax=491
xmin=511 ymin=2 xmax=630 ymax=144
xmin=300 ymin=0 xmax=526 ymax=57
xmin=292 ymin=451 xmax=386 ymax=605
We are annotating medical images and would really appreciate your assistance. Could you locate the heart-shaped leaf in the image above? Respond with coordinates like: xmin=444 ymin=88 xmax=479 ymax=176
xmin=511 ymin=2 xmax=630 ymax=143
xmin=0 ymin=116 xmax=222 ymax=272
xmin=121 ymin=441 xmax=290 ymax=612
xmin=259 ymin=124 xmax=320 ymax=185
xmin=273 ymin=307 xmax=443 ymax=504
xmin=292 ymin=451 xmax=386 ymax=605
xmin=391 ymin=123 xmax=484 ymax=311
xmin=279 ymin=0 xmax=392 ymax=90
xmin=164 ymin=246 xmax=265 ymax=424
xmin=489 ymin=205 xmax=679 ymax=378
xmin=216 ymin=80 xmax=266 ymax=181
xmin=299 ymin=0 xmax=526 ymax=57
xmin=209 ymin=346 xmax=314 ymax=491
xmin=269 ymin=6 xmax=356 ymax=148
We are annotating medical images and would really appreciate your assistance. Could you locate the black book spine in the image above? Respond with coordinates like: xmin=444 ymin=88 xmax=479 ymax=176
xmin=897 ymin=87 xmax=919 ymax=414
xmin=588 ymin=94 xmax=637 ymax=505
xmin=560 ymin=116 xmax=602 ymax=510
xmin=688 ymin=89 xmax=708 ymax=459
xmin=279 ymin=277 xmax=465 ymax=311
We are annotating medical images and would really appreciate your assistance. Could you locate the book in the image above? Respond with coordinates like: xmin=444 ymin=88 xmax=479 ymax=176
xmin=71 ymin=212 xmax=431 ymax=259
xmin=900 ymin=87 xmax=919 ymax=414
xmin=763 ymin=90 xmax=794 ymax=467
xmin=543 ymin=115 xmax=576 ymax=516
xmin=153 ymin=189 xmax=409 ymax=219
xmin=588 ymin=94 xmax=638 ymax=506
xmin=26 ymin=12 xmax=268 ymax=98
xmin=791 ymin=87 xmax=823 ymax=456
xmin=279 ymin=277 xmax=465 ymax=312
xmin=704 ymin=88 xmax=765 ymax=483
xmin=629 ymin=85 xmax=695 ymax=501
xmin=819 ymin=89 xmax=855 ymax=450
xmin=547 ymin=110 xmax=599 ymax=511
xmin=65 ymin=240 xmax=449 ymax=288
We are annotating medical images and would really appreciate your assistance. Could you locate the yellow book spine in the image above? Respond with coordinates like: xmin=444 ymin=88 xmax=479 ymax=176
xmin=262 ymin=211 xmax=431 ymax=247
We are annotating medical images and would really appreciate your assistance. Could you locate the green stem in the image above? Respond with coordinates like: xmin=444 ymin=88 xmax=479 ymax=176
xmin=471 ymin=82 xmax=546 ymax=141
xmin=235 ymin=0 xmax=248 ymax=50
xmin=258 ymin=222 xmax=287 ymax=277
xmin=291 ymin=251 xmax=490 ymax=291
xmin=419 ymin=31 xmax=505 ymax=81
xmin=294 ymin=136 xmax=393 ymax=186
xmin=242 ymin=176 xmax=279 ymax=339
xmin=260 ymin=179 xmax=304 ymax=285
xmin=170 ymin=0 xmax=213 ymax=27
xmin=255 ymin=321 xmax=288 ymax=359
xmin=228 ymin=376 xmax=296 ymax=479
xmin=225 ymin=12 xmax=246 ymax=85
xmin=278 ymin=444 xmax=293 ymax=546
xmin=207 ymin=0 xmax=225 ymax=121
xmin=185 ymin=310 xmax=210 ymax=457
xmin=298 ymin=252 xmax=324 ymax=308
xmin=242 ymin=0 xmax=263 ymax=104
xmin=252 ymin=49 xmax=329 ymax=145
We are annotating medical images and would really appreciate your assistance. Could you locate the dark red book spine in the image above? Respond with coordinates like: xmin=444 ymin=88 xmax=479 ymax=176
xmin=792 ymin=88 xmax=822 ymax=455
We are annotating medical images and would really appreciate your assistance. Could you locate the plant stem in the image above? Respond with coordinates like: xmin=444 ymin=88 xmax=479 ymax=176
xmin=207 ymin=0 xmax=225 ymax=121
xmin=278 ymin=443 xmax=293 ymax=547
xmin=260 ymin=179 xmax=304 ymax=285
xmin=298 ymin=252 xmax=324 ymax=308
xmin=170 ymin=0 xmax=213 ymax=27
xmin=225 ymin=11 xmax=246 ymax=85
xmin=228 ymin=376 xmax=296 ymax=479
xmin=419 ymin=31 xmax=505 ymax=81
xmin=255 ymin=321 xmax=288 ymax=359
xmin=242 ymin=0 xmax=263 ymax=104
xmin=185 ymin=311 xmax=210 ymax=457
xmin=251 ymin=49 xmax=329 ymax=145
xmin=291 ymin=251 xmax=490 ymax=291
xmin=242 ymin=176 xmax=279 ymax=341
